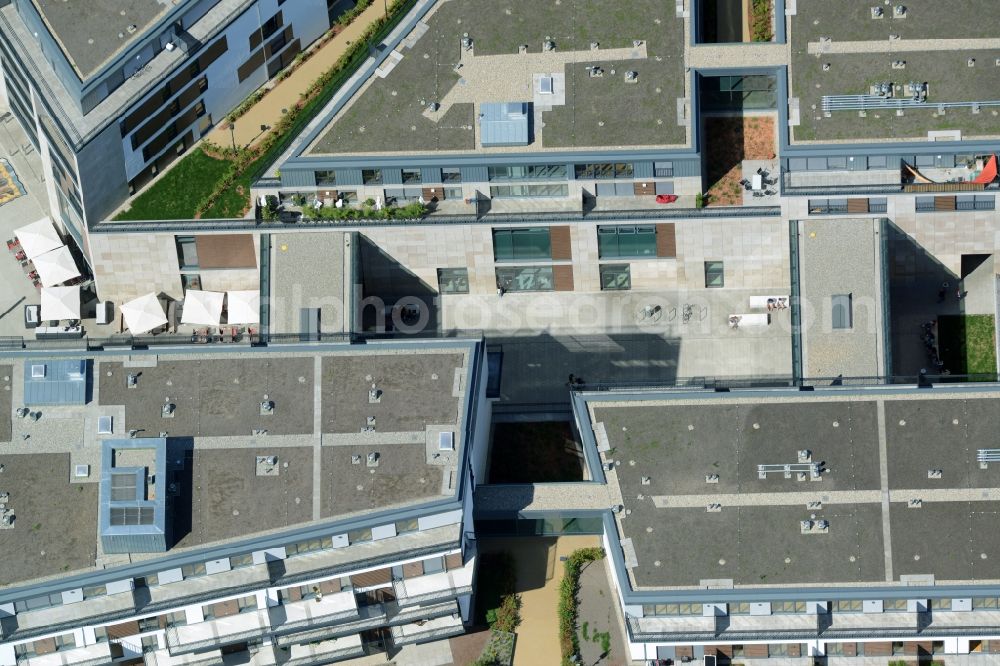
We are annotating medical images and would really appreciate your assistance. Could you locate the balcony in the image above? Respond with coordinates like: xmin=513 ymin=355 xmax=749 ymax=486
xmin=390 ymin=613 xmax=465 ymax=646
xmin=274 ymin=600 xmax=459 ymax=649
xmin=165 ymin=609 xmax=270 ymax=655
xmin=20 ymin=642 xmax=115 ymax=666
xmin=393 ymin=563 xmax=474 ymax=607
xmin=274 ymin=604 xmax=388 ymax=647
xmin=144 ymin=648 xmax=224 ymax=666
xmin=279 ymin=634 xmax=365 ymax=665
xmin=268 ymin=590 xmax=359 ymax=636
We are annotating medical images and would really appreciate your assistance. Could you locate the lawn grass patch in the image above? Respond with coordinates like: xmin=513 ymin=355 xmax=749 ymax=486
xmin=938 ymin=314 xmax=997 ymax=377
xmin=113 ymin=148 xmax=234 ymax=220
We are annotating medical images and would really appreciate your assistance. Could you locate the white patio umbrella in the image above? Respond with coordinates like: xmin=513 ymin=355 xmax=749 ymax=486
xmin=181 ymin=289 xmax=224 ymax=326
xmin=121 ymin=292 xmax=167 ymax=334
xmin=40 ymin=285 xmax=80 ymax=321
xmin=14 ymin=217 xmax=62 ymax=259
xmin=225 ymin=290 xmax=260 ymax=325
xmin=32 ymin=245 xmax=80 ymax=286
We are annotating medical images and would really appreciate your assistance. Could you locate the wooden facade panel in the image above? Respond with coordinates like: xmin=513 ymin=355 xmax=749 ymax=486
xmin=445 ymin=552 xmax=463 ymax=570
xmin=934 ymin=195 xmax=956 ymax=211
xmin=422 ymin=187 xmax=443 ymax=201
xmin=786 ymin=643 xmax=801 ymax=657
xmin=744 ymin=644 xmax=769 ymax=658
xmin=674 ymin=646 xmax=694 ymax=659
xmin=864 ymin=642 xmax=892 ymax=656
xmin=550 ymin=226 xmax=572 ymax=261
xmin=107 ymin=620 xmax=140 ymax=639
xmin=403 ymin=561 xmax=424 ymax=578
xmin=351 ymin=567 xmax=392 ymax=588
xmin=847 ymin=198 xmax=869 ymax=213
xmin=655 ymin=223 xmax=677 ymax=258
xmin=195 ymin=234 xmax=257 ymax=269
xmin=633 ymin=181 xmax=655 ymax=196
xmin=553 ymin=265 xmax=574 ymax=292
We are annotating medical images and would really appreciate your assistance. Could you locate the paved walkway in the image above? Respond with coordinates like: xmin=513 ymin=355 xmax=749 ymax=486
xmin=206 ymin=1 xmax=388 ymax=150
xmin=687 ymin=42 xmax=788 ymax=69
xmin=808 ymin=37 xmax=1000 ymax=55
xmin=479 ymin=536 xmax=601 ymax=666
xmin=577 ymin=557 xmax=634 ymax=666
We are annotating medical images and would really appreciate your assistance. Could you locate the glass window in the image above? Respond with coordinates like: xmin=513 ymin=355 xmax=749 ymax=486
xmin=442 ymin=167 xmax=462 ymax=183
xmin=704 ymin=261 xmax=725 ymax=288
xmin=493 ymin=228 xmax=552 ymax=261
xmin=230 ymin=553 xmax=253 ymax=568
xmin=930 ymin=598 xmax=951 ymax=610
xmin=496 ymin=266 xmax=555 ymax=292
xmin=395 ymin=517 xmax=419 ymax=534
xmin=437 ymin=268 xmax=470 ymax=294
xmin=490 ymin=183 xmax=568 ymax=198
xmin=835 ymin=599 xmax=863 ymax=612
xmin=597 ymin=225 xmax=656 ymax=258
xmin=488 ymin=164 xmax=567 ymax=180
xmin=348 ymin=527 xmax=372 ymax=544
xmin=237 ymin=595 xmax=257 ymax=612
xmin=175 ymin=236 xmax=198 ymax=270
xmin=729 ymin=602 xmax=750 ymax=615
xmin=316 ymin=170 xmax=336 ymax=186
xmin=181 ymin=562 xmax=206 ymax=578
xmin=444 ymin=187 xmax=463 ymax=199
xmin=884 ymin=599 xmax=908 ymax=612
xmin=600 ymin=264 xmax=631 ymax=291
xmin=832 ymin=293 xmax=853 ymax=329
xmin=973 ymin=597 xmax=999 ymax=609
xmin=402 ymin=168 xmax=421 ymax=184
xmin=654 ymin=161 xmax=673 ymax=177
xmin=362 ymin=169 xmax=382 ymax=185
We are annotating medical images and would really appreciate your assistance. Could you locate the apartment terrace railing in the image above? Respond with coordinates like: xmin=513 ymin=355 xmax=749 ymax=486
xmin=279 ymin=639 xmax=366 ymax=666
xmin=92 ymin=203 xmax=782 ymax=234
xmin=273 ymin=599 xmax=459 ymax=648
xmin=782 ymin=170 xmax=1000 ymax=197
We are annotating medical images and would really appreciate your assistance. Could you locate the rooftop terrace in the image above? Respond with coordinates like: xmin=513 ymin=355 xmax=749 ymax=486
xmin=0 ymin=344 xmax=471 ymax=590
xmin=588 ymin=387 xmax=1000 ymax=590
xmin=30 ymin=0 xmax=170 ymax=79
xmin=307 ymin=0 xmax=687 ymax=157
xmin=789 ymin=0 xmax=1000 ymax=142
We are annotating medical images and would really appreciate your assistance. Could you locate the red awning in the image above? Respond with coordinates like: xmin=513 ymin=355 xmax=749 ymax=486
xmin=973 ymin=155 xmax=998 ymax=184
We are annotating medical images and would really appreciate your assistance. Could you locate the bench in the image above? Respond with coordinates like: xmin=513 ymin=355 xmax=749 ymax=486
xmin=729 ymin=313 xmax=770 ymax=329
xmin=748 ymin=295 xmax=789 ymax=310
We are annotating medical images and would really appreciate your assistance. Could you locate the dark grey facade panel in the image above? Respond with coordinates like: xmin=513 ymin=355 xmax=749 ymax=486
xmin=633 ymin=161 xmax=653 ymax=179
xmin=281 ymin=169 xmax=317 ymax=188
xmin=334 ymin=168 xmax=363 ymax=186
xmin=382 ymin=167 xmax=403 ymax=185
xmin=671 ymin=159 xmax=702 ymax=177
xmin=460 ymin=165 xmax=488 ymax=183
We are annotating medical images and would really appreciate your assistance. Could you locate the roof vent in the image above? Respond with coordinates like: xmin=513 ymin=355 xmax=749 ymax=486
xmin=367 ymin=452 xmax=380 ymax=468
xmin=165 ymin=41 xmax=175 ymax=51
xmin=543 ymin=37 xmax=555 ymax=51
xmin=870 ymin=6 xmax=883 ymax=18
xmin=260 ymin=395 xmax=274 ymax=415
xmin=461 ymin=33 xmax=473 ymax=50
xmin=368 ymin=385 xmax=382 ymax=403
xmin=127 ymin=24 xmax=138 ymax=34
xmin=624 ymin=70 xmax=638 ymax=83
xmin=893 ymin=4 xmax=907 ymax=17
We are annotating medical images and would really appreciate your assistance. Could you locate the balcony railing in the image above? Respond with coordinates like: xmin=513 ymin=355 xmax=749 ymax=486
xmin=280 ymin=634 xmax=365 ymax=666
xmin=393 ymin=566 xmax=474 ymax=607
xmin=21 ymin=642 xmax=115 ymax=666
xmin=144 ymin=649 xmax=224 ymax=666
xmin=165 ymin=609 xmax=270 ymax=655
xmin=389 ymin=614 xmax=465 ymax=647
xmin=268 ymin=590 xmax=359 ymax=636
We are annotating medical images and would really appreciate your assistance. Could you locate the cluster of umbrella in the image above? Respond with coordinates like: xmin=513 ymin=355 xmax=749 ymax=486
xmin=14 ymin=218 xmax=81 ymax=286
xmin=120 ymin=290 xmax=259 ymax=335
